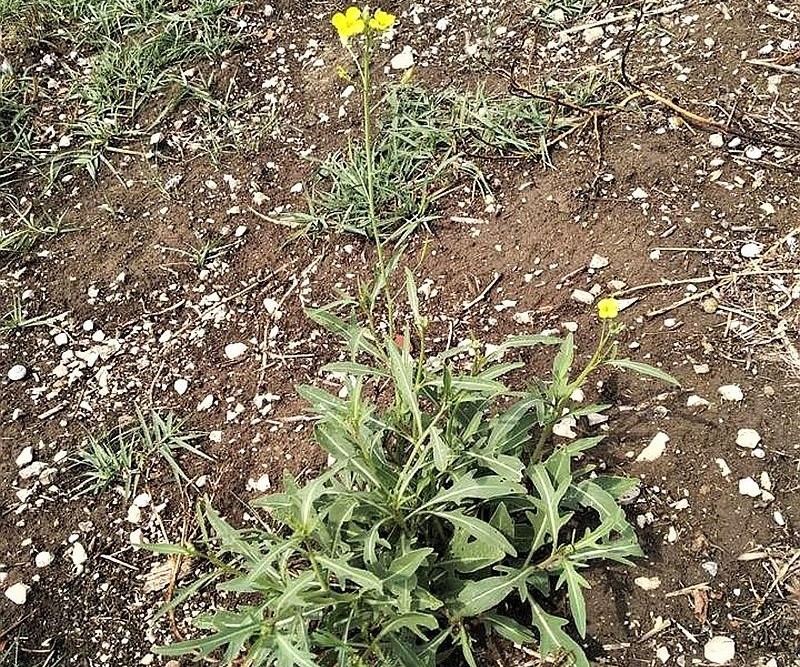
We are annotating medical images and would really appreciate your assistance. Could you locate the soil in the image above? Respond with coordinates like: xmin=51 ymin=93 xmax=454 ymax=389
xmin=1 ymin=0 xmax=799 ymax=666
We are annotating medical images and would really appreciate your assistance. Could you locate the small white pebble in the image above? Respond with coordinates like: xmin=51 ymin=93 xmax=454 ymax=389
xmin=718 ymin=384 xmax=744 ymax=401
xmin=738 ymin=477 xmax=761 ymax=497
xmin=4 ymin=582 xmax=29 ymax=605
xmin=34 ymin=551 xmax=53 ymax=568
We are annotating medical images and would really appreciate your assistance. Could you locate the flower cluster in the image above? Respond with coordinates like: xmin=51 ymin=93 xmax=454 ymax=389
xmin=332 ymin=6 xmax=396 ymax=42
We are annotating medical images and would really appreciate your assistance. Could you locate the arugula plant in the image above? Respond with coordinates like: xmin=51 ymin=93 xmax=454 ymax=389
xmin=154 ymin=271 xmax=678 ymax=667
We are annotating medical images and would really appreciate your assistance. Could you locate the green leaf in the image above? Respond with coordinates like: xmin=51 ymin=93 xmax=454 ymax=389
xmin=297 ymin=385 xmax=348 ymax=416
xmin=417 ymin=473 xmax=525 ymax=512
xmin=458 ymin=624 xmax=478 ymax=667
xmin=386 ymin=339 xmax=423 ymax=433
xmin=483 ymin=613 xmax=536 ymax=644
xmin=456 ymin=567 xmax=532 ymax=616
xmin=322 ymin=361 xmax=388 ymax=378
xmin=153 ymin=571 xmax=220 ymax=622
xmin=605 ymin=358 xmax=680 ymax=386
xmin=551 ymin=333 xmax=574 ymax=394
xmin=274 ymin=633 xmax=319 ymax=667
xmin=530 ymin=602 xmax=589 ymax=667
xmin=428 ymin=510 xmax=516 ymax=556
xmin=593 ymin=475 xmax=641 ymax=501
xmin=298 ymin=475 xmax=326 ymax=533
xmin=528 ymin=464 xmax=573 ymax=548
xmin=388 ymin=548 xmax=434 ymax=580
xmin=486 ymin=397 xmax=538 ymax=453
xmin=316 ymin=556 xmax=383 ymax=592
xmin=477 ymin=361 xmax=524 ymax=380
xmin=557 ymin=561 xmax=590 ymax=637
xmin=274 ymin=570 xmax=319 ymax=614
xmin=444 ymin=527 xmax=504 ymax=573
xmin=470 ymin=451 xmax=525 ymax=482
xmin=489 ymin=502 xmax=514 ymax=538
xmin=429 ymin=427 xmax=450 ymax=472
xmin=448 ymin=376 xmax=507 ymax=393
xmin=486 ymin=334 xmax=562 ymax=361
xmin=559 ymin=435 xmax=605 ymax=457
xmin=204 ymin=503 xmax=261 ymax=562
xmin=405 ymin=267 xmax=421 ymax=324
xmin=376 ymin=612 xmax=439 ymax=640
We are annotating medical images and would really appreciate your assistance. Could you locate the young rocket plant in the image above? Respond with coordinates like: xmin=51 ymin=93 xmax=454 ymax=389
xmin=153 ymin=276 xmax=679 ymax=667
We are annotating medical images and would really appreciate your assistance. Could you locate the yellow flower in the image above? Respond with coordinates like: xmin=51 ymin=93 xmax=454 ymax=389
xmin=332 ymin=6 xmax=365 ymax=41
xmin=369 ymin=8 xmax=396 ymax=31
xmin=597 ymin=298 xmax=619 ymax=320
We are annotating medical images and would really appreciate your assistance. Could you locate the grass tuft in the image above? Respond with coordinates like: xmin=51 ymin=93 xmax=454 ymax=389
xmin=71 ymin=407 xmax=212 ymax=498
xmin=296 ymin=84 xmax=580 ymax=242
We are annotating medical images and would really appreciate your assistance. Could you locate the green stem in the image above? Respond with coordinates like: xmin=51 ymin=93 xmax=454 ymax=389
xmin=531 ymin=322 xmax=613 ymax=463
xmin=349 ymin=34 xmax=395 ymax=338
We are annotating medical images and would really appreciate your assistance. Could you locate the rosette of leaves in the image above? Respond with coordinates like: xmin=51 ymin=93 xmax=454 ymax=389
xmin=154 ymin=272 xmax=676 ymax=667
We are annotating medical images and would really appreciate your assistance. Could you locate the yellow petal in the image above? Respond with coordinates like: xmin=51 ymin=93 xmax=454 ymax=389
xmin=345 ymin=6 xmax=362 ymax=21
xmin=331 ymin=12 xmax=347 ymax=31
xmin=369 ymin=9 xmax=395 ymax=30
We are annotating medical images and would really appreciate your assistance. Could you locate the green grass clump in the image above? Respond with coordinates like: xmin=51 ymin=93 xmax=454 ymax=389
xmin=72 ymin=408 xmax=212 ymax=498
xmin=297 ymin=84 xmax=580 ymax=243
xmin=0 ymin=0 xmax=241 ymax=186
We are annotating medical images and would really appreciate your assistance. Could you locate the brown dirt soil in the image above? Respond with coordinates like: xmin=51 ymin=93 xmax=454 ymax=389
xmin=2 ymin=0 xmax=799 ymax=666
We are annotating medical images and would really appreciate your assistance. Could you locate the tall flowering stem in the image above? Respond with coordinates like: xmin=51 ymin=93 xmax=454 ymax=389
xmin=332 ymin=6 xmax=397 ymax=334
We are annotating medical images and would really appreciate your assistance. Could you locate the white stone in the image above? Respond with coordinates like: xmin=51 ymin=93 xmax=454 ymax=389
xmin=709 ymin=133 xmax=725 ymax=148
xmin=255 ymin=474 xmax=271 ymax=492
xmin=760 ymin=471 xmax=772 ymax=491
xmin=548 ymin=8 xmax=565 ymax=23
xmin=588 ymin=253 xmax=609 ymax=269
xmin=656 ymin=646 xmax=670 ymax=663
xmin=631 ymin=187 xmax=648 ymax=199
xmin=744 ymin=146 xmax=762 ymax=160
xmin=736 ymin=428 xmax=761 ymax=449
xmin=715 ymin=458 xmax=731 ymax=477
xmin=54 ymin=332 xmax=69 ymax=346
xmin=552 ymin=416 xmax=577 ymax=438
xmin=71 ymin=542 xmax=88 ymax=573
xmin=718 ymin=384 xmax=743 ymax=401
xmin=634 ymin=576 xmax=661 ymax=591
xmin=687 ymin=395 xmax=710 ymax=407
xmin=7 ymin=364 xmax=27 ymax=381
xmin=15 ymin=446 xmax=34 ymax=467
xmin=127 ymin=505 xmax=142 ymax=524
xmin=224 ymin=342 xmax=248 ymax=360
xmin=635 ymin=431 xmax=669 ymax=462
xmin=583 ymin=26 xmax=604 ymax=44
xmin=133 ymin=492 xmax=151 ymax=508
xmin=759 ymin=202 xmax=775 ymax=215
xmin=570 ymin=289 xmax=595 ymax=305
xmin=35 ymin=551 xmax=54 ymax=568
xmin=390 ymin=46 xmax=414 ymax=70
xmin=702 ymin=561 xmax=718 ymax=577
xmin=703 ymin=636 xmax=735 ymax=665
xmin=197 ymin=394 xmax=214 ymax=411
xmin=173 ymin=378 xmax=189 ymax=395
xmin=263 ymin=298 xmax=280 ymax=314
xmin=773 ymin=510 xmax=785 ymax=526
xmin=18 ymin=461 xmax=46 ymax=479
xmin=738 ymin=477 xmax=761 ymax=497
xmin=740 ymin=242 xmax=763 ymax=258
xmin=4 ymin=582 xmax=29 ymax=605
